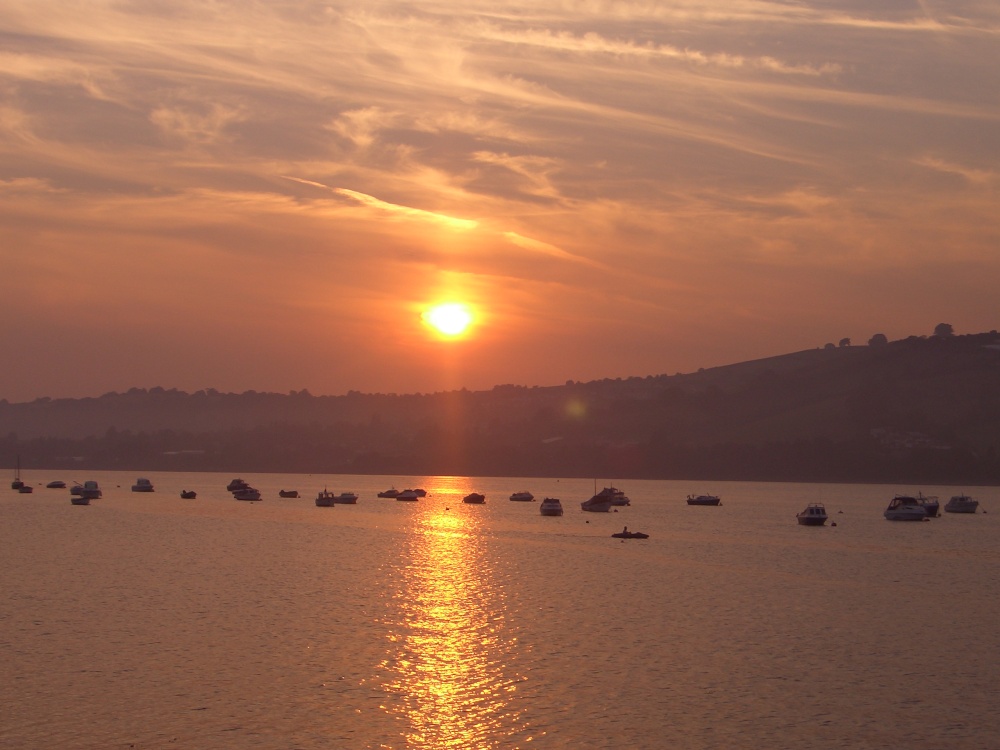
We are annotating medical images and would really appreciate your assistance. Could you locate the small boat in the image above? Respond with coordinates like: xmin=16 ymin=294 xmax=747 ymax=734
xmin=945 ymin=494 xmax=979 ymax=514
xmin=463 ymin=492 xmax=486 ymax=504
xmin=509 ymin=491 xmax=535 ymax=502
xmin=602 ymin=486 xmax=630 ymax=506
xmin=316 ymin=488 xmax=336 ymax=507
xmin=226 ymin=478 xmax=251 ymax=492
xmin=884 ymin=495 xmax=928 ymax=521
xmin=11 ymin=455 xmax=24 ymax=490
xmin=233 ymin=487 xmax=261 ymax=501
xmin=278 ymin=489 xmax=300 ymax=498
xmin=79 ymin=480 xmax=102 ymax=500
xmin=397 ymin=489 xmax=420 ymax=501
xmin=918 ymin=493 xmax=940 ymax=518
xmin=687 ymin=494 xmax=721 ymax=506
xmin=18 ymin=484 xmax=33 ymax=494
xmin=612 ymin=527 xmax=649 ymax=539
xmin=378 ymin=487 xmax=400 ymax=498
xmin=332 ymin=491 xmax=358 ymax=504
xmin=581 ymin=493 xmax=613 ymax=512
xmin=412 ymin=488 xmax=428 ymax=497
xmin=796 ymin=503 xmax=828 ymax=526
xmin=46 ymin=480 xmax=67 ymax=489
xmin=70 ymin=484 xmax=84 ymax=496
xmin=131 ymin=478 xmax=154 ymax=492
xmin=180 ymin=490 xmax=197 ymax=499
xmin=539 ymin=497 xmax=563 ymax=516
xmin=70 ymin=495 xmax=90 ymax=506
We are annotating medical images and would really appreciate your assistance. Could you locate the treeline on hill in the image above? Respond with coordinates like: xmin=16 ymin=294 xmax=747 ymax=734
xmin=3 ymin=330 xmax=1000 ymax=484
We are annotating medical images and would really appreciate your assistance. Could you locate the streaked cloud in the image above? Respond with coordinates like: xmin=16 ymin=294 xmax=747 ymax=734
xmin=0 ymin=0 xmax=998 ymax=401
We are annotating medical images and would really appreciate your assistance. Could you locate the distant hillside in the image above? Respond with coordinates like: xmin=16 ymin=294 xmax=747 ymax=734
xmin=3 ymin=331 xmax=1000 ymax=484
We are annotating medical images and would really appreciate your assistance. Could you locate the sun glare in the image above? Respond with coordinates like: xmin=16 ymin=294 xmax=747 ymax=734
xmin=424 ymin=303 xmax=474 ymax=337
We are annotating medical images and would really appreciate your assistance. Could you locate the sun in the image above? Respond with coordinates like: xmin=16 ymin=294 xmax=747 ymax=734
xmin=423 ymin=303 xmax=474 ymax=337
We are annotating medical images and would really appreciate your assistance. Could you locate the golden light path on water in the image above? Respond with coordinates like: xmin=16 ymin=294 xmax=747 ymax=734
xmin=377 ymin=486 xmax=530 ymax=748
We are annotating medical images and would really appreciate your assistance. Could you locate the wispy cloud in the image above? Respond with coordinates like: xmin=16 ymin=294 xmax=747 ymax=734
xmin=1 ymin=0 xmax=999 ymax=400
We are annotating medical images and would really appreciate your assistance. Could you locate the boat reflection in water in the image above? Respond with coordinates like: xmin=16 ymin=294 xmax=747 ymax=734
xmin=378 ymin=502 xmax=529 ymax=748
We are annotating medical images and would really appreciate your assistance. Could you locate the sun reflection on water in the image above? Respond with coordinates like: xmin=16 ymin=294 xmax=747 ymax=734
xmin=379 ymin=502 xmax=528 ymax=748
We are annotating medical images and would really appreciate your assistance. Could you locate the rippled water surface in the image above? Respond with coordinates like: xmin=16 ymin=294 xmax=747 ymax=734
xmin=3 ymin=472 xmax=999 ymax=749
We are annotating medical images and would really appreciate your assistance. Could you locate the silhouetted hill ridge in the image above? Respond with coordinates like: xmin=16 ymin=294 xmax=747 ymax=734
xmin=4 ymin=331 xmax=999 ymax=483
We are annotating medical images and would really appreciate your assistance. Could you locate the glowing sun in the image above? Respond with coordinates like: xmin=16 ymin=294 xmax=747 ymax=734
xmin=423 ymin=303 xmax=474 ymax=337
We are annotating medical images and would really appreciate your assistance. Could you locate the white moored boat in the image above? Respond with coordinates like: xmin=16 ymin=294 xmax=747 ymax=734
xmin=945 ymin=494 xmax=979 ymax=514
xmin=131 ymin=477 xmax=154 ymax=492
xmin=581 ymin=494 xmax=612 ymax=512
xmin=332 ymin=491 xmax=358 ymax=504
xmin=796 ymin=503 xmax=828 ymax=526
xmin=509 ymin=491 xmax=534 ymax=502
xmin=233 ymin=487 xmax=261 ymax=501
xmin=539 ymin=497 xmax=563 ymax=516
xmin=397 ymin=489 xmax=420 ymax=501
xmin=918 ymin=493 xmax=940 ymax=518
xmin=78 ymin=480 xmax=102 ymax=501
xmin=884 ymin=495 xmax=928 ymax=521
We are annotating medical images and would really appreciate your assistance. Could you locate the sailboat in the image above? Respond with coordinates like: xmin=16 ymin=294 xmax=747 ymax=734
xmin=11 ymin=455 xmax=24 ymax=490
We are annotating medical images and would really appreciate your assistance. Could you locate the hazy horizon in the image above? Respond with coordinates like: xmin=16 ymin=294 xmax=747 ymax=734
xmin=3 ymin=1 xmax=998 ymax=403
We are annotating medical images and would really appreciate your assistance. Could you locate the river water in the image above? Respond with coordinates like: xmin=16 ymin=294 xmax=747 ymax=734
xmin=3 ymin=472 xmax=998 ymax=749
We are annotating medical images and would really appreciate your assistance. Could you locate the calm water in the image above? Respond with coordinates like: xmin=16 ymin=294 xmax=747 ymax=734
xmin=3 ymin=472 xmax=999 ymax=749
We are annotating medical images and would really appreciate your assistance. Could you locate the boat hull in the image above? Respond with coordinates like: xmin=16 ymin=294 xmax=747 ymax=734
xmin=687 ymin=495 xmax=720 ymax=506
xmin=797 ymin=516 xmax=827 ymax=526
xmin=581 ymin=498 xmax=612 ymax=512
xmin=70 ymin=496 xmax=90 ymax=506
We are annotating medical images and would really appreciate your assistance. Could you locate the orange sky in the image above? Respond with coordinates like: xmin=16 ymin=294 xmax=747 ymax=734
xmin=2 ymin=2 xmax=998 ymax=402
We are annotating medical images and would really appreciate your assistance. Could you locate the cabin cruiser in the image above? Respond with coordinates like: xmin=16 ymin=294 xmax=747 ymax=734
xmin=603 ymin=487 xmax=630 ymax=506
xmin=316 ymin=489 xmax=336 ymax=507
xmin=46 ymin=480 xmax=66 ymax=489
xmin=796 ymin=503 xmax=828 ymax=526
xmin=539 ymin=497 xmax=563 ymax=516
xmin=232 ymin=487 xmax=261 ymax=501
xmin=945 ymin=494 xmax=979 ymax=513
xmin=79 ymin=480 xmax=102 ymax=500
xmin=18 ymin=484 xmax=33 ymax=494
xmin=918 ymin=493 xmax=940 ymax=517
xmin=463 ymin=492 xmax=486 ymax=504
xmin=687 ymin=494 xmax=721 ymax=506
xmin=509 ymin=491 xmax=535 ymax=501
xmin=378 ymin=487 xmax=400 ymax=498
xmin=884 ymin=495 xmax=928 ymax=521
xmin=581 ymin=493 xmax=613 ymax=512
xmin=332 ymin=491 xmax=358 ymax=504
xmin=396 ymin=489 xmax=420 ymax=501
xmin=227 ymin=478 xmax=251 ymax=492
xmin=131 ymin=478 xmax=154 ymax=492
